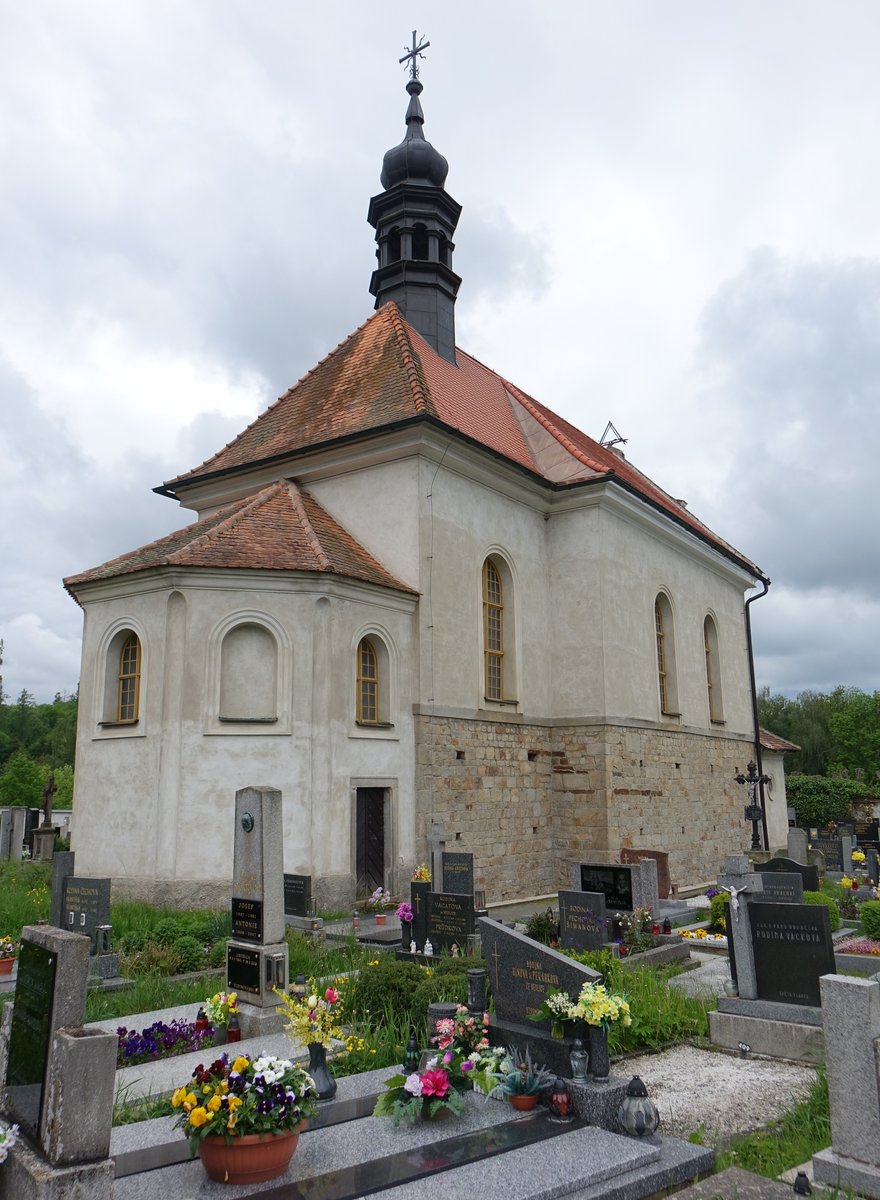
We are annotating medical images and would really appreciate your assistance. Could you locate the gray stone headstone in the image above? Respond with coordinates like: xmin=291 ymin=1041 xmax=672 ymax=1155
xmin=0 ymin=806 xmax=26 ymax=863
xmin=758 ymin=872 xmax=804 ymax=904
xmin=61 ymin=877 xmax=110 ymax=953
xmin=558 ymin=890 xmax=607 ymax=951
xmin=575 ymin=860 xmax=657 ymax=913
xmin=441 ymin=851 xmax=474 ymax=896
xmin=786 ymin=828 xmax=809 ymax=865
xmin=718 ymin=855 xmax=766 ymax=1001
xmin=755 ymin=856 xmax=819 ymax=893
xmin=817 ymin=976 xmax=880 ymax=1168
xmin=811 ymin=837 xmax=844 ymax=872
xmin=620 ymin=848 xmax=671 ymax=899
xmin=477 ymin=917 xmax=601 ymax=1031
xmin=50 ymin=850 xmax=75 ymax=929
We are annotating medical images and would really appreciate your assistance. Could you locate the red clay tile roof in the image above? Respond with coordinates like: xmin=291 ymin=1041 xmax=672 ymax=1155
xmin=64 ymin=481 xmax=416 ymax=596
xmin=159 ymin=302 xmax=761 ymax=577
xmin=759 ymin=727 xmax=801 ymax=753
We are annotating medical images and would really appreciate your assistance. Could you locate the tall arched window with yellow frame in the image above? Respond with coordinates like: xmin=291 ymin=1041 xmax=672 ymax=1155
xmin=357 ymin=637 xmax=380 ymax=724
xmin=483 ymin=559 xmax=504 ymax=701
xmin=117 ymin=633 xmax=141 ymax=722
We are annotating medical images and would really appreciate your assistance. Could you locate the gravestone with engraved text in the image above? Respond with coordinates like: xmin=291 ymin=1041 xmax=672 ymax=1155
xmin=283 ymin=873 xmax=312 ymax=918
xmin=441 ymin=851 xmax=474 ymax=896
xmin=750 ymin=901 xmax=836 ymax=1007
xmin=558 ymin=890 xmax=608 ymax=951
xmin=427 ymin=892 xmax=474 ymax=952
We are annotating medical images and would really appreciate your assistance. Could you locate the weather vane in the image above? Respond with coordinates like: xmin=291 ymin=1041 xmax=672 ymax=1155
xmin=399 ymin=30 xmax=430 ymax=79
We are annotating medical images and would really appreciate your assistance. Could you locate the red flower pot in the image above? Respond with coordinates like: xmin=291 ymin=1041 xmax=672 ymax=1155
xmin=375 ymin=913 xmax=387 ymax=925
xmin=199 ymin=1130 xmax=300 ymax=1184
xmin=0 ymin=957 xmax=15 ymax=976
xmin=510 ymin=1094 xmax=538 ymax=1111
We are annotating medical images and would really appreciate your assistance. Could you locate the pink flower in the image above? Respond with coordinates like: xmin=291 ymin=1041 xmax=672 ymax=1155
xmin=461 ymin=1060 xmax=474 ymax=1072
xmin=443 ymin=1050 xmax=453 ymax=1064
xmin=419 ymin=1068 xmax=450 ymax=1099
xmin=324 ymin=987 xmax=338 ymax=1005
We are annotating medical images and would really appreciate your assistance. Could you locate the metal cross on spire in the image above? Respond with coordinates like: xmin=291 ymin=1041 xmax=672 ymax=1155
xmin=399 ymin=30 xmax=430 ymax=79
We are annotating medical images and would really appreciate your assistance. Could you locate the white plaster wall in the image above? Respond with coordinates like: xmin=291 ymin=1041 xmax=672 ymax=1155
xmin=762 ymin=750 xmax=792 ymax=850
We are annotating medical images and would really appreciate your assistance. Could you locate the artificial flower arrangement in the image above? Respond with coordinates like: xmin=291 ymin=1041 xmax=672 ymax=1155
xmin=0 ymin=936 xmax=19 ymax=959
xmin=204 ymin=991 xmax=238 ymax=1028
xmin=116 ymin=1018 xmax=215 ymax=1067
xmin=366 ymin=887 xmax=393 ymax=910
xmin=679 ymin=929 xmax=727 ymax=944
xmin=573 ymin=980 xmax=632 ymax=1029
xmin=373 ymin=1053 xmax=467 ymax=1124
xmin=433 ymin=1005 xmax=507 ymax=1093
xmin=853 ymin=849 xmax=867 ymax=865
xmin=488 ymin=1044 xmax=555 ymax=1098
xmin=396 ymin=901 xmax=414 ymax=923
xmin=613 ymin=906 xmax=654 ymax=954
xmin=0 ymin=1120 xmax=19 ymax=1165
xmin=411 ymin=863 xmax=431 ymax=882
xmin=274 ymin=982 xmax=343 ymax=1048
xmin=528 ymin=987 xmax=578 ymax=1039
xmin=171 ymin=1053 xmax=317 ymax=1148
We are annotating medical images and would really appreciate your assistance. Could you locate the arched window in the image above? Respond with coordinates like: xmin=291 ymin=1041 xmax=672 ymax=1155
xmin=704 ymin=615 xmax=724 ymax=723
xmin=117 ymin=633 xmax=141 ymax=722
xmin=219 ymin=623 xmax=277 ymax=721
xmin=388 ymin=226 xmax=401 ymax=263
xmin=483 ymin=559 xmax=504 ymax=701
xmin=412 ymin=223 xmax=429 ymax=260
xmin=654 ymin=594 xmax=678 ymax=716
xmin=357 ymin=637 xmax=380 ymax=724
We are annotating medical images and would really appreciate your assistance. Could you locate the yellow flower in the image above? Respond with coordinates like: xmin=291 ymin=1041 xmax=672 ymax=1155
xmin=232 ymin=1057 xmax=249 ymax=1074
xmin=189 ymin=1107 xmax=209 ymax=1127
xmin=171 ymin=1087 xmax=187 ymax=1108
xmin=227 ymin=1114 xmax=238 ymax=1131
xmin=207 ymin=1095 xmax=222 ymax=1112
xmin=185 ymin=1092 xmax=198 ymax=1109
xmin=227 ymin=1095 xmax=243 ymax=1111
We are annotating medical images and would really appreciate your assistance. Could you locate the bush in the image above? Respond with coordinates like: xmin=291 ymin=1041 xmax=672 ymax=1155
xmin=152 ymin=917 xmax=186 ymax=947
xmin=118 ymin=930 xmax=150 ymax=956
xmin=803 ymin=891 xmax=840 ymax=932
xmin=709 ymin=895 xmax=727 ymax=932
xmin=787 ymin=775 xmax=880 ymax=830
xmin=171 ymin=935 xmax=206 ymax=972
xmin=861 ymin=901 xmax=880 ymax=941
xmin=524 ymin=908 xmax=559 ymax=945
xmin=208 ymin=939 xmax=227 ymax=968
xmin=345 ymin=958 xmax=424 ymax=1024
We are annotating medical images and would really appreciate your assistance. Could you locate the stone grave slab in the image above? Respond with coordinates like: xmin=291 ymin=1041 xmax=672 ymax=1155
xmin=755 ymin=856 xmax=819 ymax=892
xmin=61 ymin=876 xmax=110 ymax=952
xmin=757 ymin=871 xmax=804 ymax=904
xmin=283 ymin=872 xmax=312 ymax=918
xmin=621 ymin=848 xmax=671 ymax=898
xmin=441 ymin=851 xmax=474 ymax=896
xmin=811 ymin=836 xmax=843 ymax=871
xmin=558 ymin=890 xmax=607 ymax=951
xmin=427 ymin=891 xmax=474 ymax=952
xmin=750 ymin=901 xmax=836 ymax=1007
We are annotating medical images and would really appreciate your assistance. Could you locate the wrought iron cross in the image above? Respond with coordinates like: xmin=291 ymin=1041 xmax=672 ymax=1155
xmin=399 ymin=30 xmax=430 ymax=78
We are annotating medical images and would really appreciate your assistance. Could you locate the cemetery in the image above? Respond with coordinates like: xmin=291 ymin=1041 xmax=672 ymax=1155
xmin=3 ymin=792 xmax=880 ymax=1196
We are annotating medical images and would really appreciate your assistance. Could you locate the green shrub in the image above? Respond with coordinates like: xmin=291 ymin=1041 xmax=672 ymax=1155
xmin=208 ymin=939 xmax=227 ymax=968
xmin=152 ymin=916 xmax=186 ymax=946
xmin=171 ymin=934 xmax=205 ymax=972
xmin=803 ymin=891 xmax=840 ymax=932
xmin=861 ymin=901 xmax=880 ymax=940
xmin=524 ymin=908 xmax=559 ymax=945
xmin=118 ymin=930 xmax=150 ymax=955
xmin=709 ymin=895 xmax=727 ymax=932
xmin=345 ymin=958 xmax=424 ymax=1024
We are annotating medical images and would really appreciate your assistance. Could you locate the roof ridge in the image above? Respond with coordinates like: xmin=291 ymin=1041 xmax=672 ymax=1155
xmin=384 ymin=303 xmax=432 ymax=414
xmin=165 ymin=309 xmax=397 ymax=487
xmin=502 ymin=377 xmax=611 ymax=475
xmin=285 ymin=482 xmax=332 ymax=572
xmin=172 ymin=482 xmax=287 ymax=562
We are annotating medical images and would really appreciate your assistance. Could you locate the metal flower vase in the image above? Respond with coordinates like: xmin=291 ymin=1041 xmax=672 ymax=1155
xmin=308 ymin=1042 xmax=337 ymax=1101
xmin=588 ymin=1025 xmax=610 ymax=1079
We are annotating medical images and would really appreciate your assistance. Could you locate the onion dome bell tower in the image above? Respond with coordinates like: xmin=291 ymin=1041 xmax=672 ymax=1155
xmin=368 ymin=35 xmax=462 ymax=365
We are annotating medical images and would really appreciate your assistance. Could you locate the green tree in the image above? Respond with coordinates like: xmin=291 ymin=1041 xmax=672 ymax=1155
xmin=827 ymin=687 xmax=880 ymax=783
xmin=0 ymin=750 xmax=47 ymax=807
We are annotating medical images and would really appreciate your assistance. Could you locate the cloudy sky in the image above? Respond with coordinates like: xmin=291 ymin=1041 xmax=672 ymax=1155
xmin=2 ymin=1 xmax=879 ymax=703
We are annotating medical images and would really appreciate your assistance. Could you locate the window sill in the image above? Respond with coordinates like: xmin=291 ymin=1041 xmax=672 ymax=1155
xmin=99 ymin=719 xmax=139 ymax=728
xmin=218 ymin=716 xmax=278 ymax=724
xmin=482 ymin=697 xmax=519 ymax=707
xmin=710 ymin=718 xmax=726 ymax=727
xmin=355 ymin=721 xmax=394 ymax=729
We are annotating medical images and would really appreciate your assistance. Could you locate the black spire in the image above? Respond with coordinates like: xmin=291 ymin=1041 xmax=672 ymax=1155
xmin=368 ymin=36 xmax=462 ymax=365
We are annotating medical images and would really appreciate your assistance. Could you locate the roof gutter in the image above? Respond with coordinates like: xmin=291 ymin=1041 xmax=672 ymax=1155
xmin=744 ymin=577 xmax=771 ymax=851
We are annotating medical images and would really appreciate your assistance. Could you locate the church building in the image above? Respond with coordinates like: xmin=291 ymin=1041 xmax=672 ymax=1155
xmin=65 ymin=57 xmax=777 ymax=908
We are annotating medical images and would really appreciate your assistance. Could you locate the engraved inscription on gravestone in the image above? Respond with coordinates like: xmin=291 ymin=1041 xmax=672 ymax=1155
xmin=441 ymin=852 xmax=474 ymax=896
xmin=61 ymin=877 xmax=111 ymax=952
xmin=6 ymin=940 xmax=58 ymax=1138
xmin=758 ymin=872 xmax=804 ymax=905
xmin=231 ymin=897 xmax=263 ymax=943
xmin=750 ymin=901 xmax=836 ymax=1007
xmin=756 ymin=857 xmax=820 ymax=893
xmin=427 ymin=892 xmax=474 ymax=952
xmin=811 ymin=838 xmax=843 ymax=871
xmin=579 ymin=863 xmax=634 ymax=911
xmin=283 ymin=874 xmax=311 ymax=918
xmin=227 ymin=945 xmax=261 ymax=994
xmin=558 ymin=890 xmax=607 ymax=951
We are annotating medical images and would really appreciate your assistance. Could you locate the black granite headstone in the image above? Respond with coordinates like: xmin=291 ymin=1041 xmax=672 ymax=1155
xmin=755 ymin=857 xmax=819 ymax=892
xmin=283 ymin=873 xmax=311 ymax=918
xmin=757 ymin=872 xmax=804 ymax=905
xmin=6 ymin=939 xmax=58 ymax=1138
xmin=410 ymin=881 xmax=430 ymax=951
xmin=868 ymin=848 xmax=880 ymax=887
xmin=811 ymin=838 xmax=843 ymax=871
xmin=61 ymin=877 xmax=110 ymax=953
xmin=558 ymin=890 xmax=607 ymax=951
xmin=750 ymin=901 xmax=836 ymax=1007
xmin=427 ymin=892 xmax=474 ymax=952
xmin=478 ymin=917 xmax=601 ymax=1031
xmin=231 ymin=896 xmax=263 ymax=943
xmin=441 ymin=852 xmax=475 ymax=896
xmin=227 ymin=945 xmax=261 ymax=994
xmin=50 ymin=850 xmax=75 ymax=930
xmin=579 ymin=863 xmax=634 ymax=911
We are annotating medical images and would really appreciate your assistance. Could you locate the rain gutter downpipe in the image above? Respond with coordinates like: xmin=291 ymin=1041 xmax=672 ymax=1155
xmin=745 ymin=576 xmax=771 ymax=851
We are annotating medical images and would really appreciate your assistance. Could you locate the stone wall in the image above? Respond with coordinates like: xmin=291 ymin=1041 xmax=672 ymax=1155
xmin=416 ymin=713 xmax=754 ymax=901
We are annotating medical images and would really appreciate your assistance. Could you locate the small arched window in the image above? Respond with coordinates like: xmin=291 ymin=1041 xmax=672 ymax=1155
xmin=704 ymin=615 xmax=724 ymax=723
xmin=357 ymin=638 xmax=380 ymax=724
xmin=388 ymin=226 xmax=401 ymax=263
xmin=412 ymin=223 xmax=429 ymax=261
xmin=117 ymin=633 xmax=141 ymax=722
xmin=654 ymin=594 xmax=679 ymax=716
xmin=483 ymin=560 xmax=504 ymax=701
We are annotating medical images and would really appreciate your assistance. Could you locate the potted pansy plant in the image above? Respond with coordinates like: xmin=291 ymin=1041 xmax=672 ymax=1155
xmin=171 ymin=1052 xmax=317 ymax=1184
xmin=0 ymin=936 xmax=18 ymax=975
